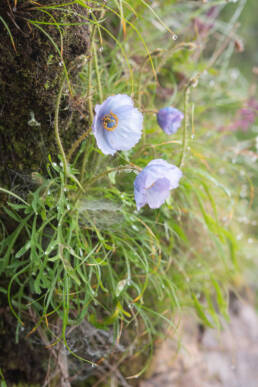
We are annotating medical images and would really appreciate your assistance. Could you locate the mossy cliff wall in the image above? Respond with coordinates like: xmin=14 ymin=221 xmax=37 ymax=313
xmin=0 ymin=0 xmax=89 ymax=188
xmin=0 ymin=1 xmax=90 ymax=384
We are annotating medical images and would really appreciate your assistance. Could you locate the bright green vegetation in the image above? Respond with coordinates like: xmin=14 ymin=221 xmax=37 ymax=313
xmin=0 ymin=0 xmax=257 ymax=384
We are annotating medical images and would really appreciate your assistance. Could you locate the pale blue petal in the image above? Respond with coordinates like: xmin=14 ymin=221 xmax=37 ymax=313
xmin=157 ymin=107 xmax=184 ymax=135
xmin=99 ymin=94 xmax=134 ymax=118
xmin=92 ymin=94 xmax=143 ymax=155
xmin=134 ymin=172 xmax=148 ymax=211
xmin=165 ymin=165 xmax=183 ymax=189
xmin=94 ymin=126 xmax=116 ymax=155
xmin=133 ymin=159 xmax=182 ymax=210
xmin=145 ymin=159 xmax=182 ymax=189
xmin=105 ymin=108 xmax=143 ymax=151
xmin=146 ymin=178 xmax=170 ymax=208
xmin=92 ymin=116 xmax=116 ymax=155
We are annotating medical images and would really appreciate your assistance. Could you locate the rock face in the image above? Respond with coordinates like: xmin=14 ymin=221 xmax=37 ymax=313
xmin=0 ymin=0 xmax=89 ymax=187
xmin=0 ymin=2 xmax=90 ymax=384
xmin=141 ymin=298 xmax=258 ymax=387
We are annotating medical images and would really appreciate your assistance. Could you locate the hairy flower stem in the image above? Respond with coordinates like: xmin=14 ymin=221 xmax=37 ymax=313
xmin=178 ymin=86 xmax=190 ymax=169
xmin=93 ymin=41 xmax=103 ymax=103
xmin=178 ymin=75 xmax=199 ymax=168
xmin=80 ymin=24 xmax=96 ymax=181
xmin=86 ymin=164 xmax=142 ymax=189
xmin=54 ymin=76 xmax=69 ymax=181
xmin=67 ymin=127 xmax=91 ymax=162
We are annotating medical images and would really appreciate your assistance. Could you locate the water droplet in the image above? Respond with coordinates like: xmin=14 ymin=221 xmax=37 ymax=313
xmin=116 ymin=279 xmax=128 ymax=297
xmin=172 ymin=34 xmax=178 ymax=41
xmin=64 ymin=187 xmax=67 ymax=192
xmin=59 ymin=62 xmax=63 ymax=67
xmin=230 ymin=69 xmax=239 ymax=79
xmin=47 ymin=190 xmax=50 ymax=195
xmin=67 ymin=204 xmax=71 ymax=210
xmin=99 ymin=46 xmax=103 ymax=53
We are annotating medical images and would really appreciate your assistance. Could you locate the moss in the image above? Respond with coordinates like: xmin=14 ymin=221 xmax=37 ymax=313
xmin=0 ymin=0 xmax=90 ymax=188
xmin=0 ymin=1 xmax=91 ymax=383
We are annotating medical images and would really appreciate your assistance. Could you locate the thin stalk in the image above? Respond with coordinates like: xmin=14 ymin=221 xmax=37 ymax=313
xmin=178 ymin=86 xmax=190 ymax=169
xmin=80 ymin=24 xmax=96 ymax=180
xmin=67 ymin=127 xmax=92 ymax=162
xmin=93 ymin=41 xmax=103 ymax=102
xmin=178 ymin=75 xmax=199 ymax=168
xmin=85 ymin=164 xmax=142 ymax=189
xmin=54 ymin=76 xmax=68 ymax=181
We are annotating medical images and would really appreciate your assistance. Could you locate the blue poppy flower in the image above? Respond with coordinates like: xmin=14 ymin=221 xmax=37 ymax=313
xmin=157 ymin=107 xmax=184 ymax=135
xmin=92 ymin=94 xmax=143 ymax=155
xmin=134 ymin=159 xmax=182 ymax=210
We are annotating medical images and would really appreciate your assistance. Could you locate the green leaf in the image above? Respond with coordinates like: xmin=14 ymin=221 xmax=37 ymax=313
xmin=192 ymin=294 xmax=214 ymax=328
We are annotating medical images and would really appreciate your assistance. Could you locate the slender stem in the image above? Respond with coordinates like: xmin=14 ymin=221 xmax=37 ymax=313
xmin=0 ymin=187 xmax=29 ymax=205
xmin=142 ymin=109 xmax=158 ymax=114
xmin=87 ymin=25 xmax=96 ymax=124
xmin=93 ymin=41 xmax=103 ymax=103
xmin=87 ymin=55 xmax=94 ymax=125
xmin=86 ymin=165 xmax=142 ymax=189
xmin=67 ymin=127 xmax=91 ymax=162
xmin=54 ymin=76 xmax=68 ymax=180
xmin=178 ymin=74 xmax=200 ymax=169
xmin=178 ymin=86 xmax=190 ymax=169
xmin=80 ymin=25 xmax=97 ymax=180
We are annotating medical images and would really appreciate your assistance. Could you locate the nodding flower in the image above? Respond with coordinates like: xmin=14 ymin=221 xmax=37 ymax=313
xmin=157 ymin=107 xmax=184 ymax=135
xmin=92 ymin=94 xmax=143 ymax=155
xmin=134 ymin=159 xmax=182 ymax=210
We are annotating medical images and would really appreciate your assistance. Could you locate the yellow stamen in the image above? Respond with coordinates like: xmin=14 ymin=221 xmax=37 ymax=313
xmin=102 ymin=111 xmax=118 ymax=131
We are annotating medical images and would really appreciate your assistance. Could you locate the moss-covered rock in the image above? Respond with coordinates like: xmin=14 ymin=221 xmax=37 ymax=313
xmin=0 ymin=0 xmax=89 ymax=188
xmin=0 ymin=1 xmax=91 ymax=384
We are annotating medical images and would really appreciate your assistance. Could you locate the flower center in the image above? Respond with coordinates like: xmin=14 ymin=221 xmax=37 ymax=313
xmin=102 ymin=112 xmax=118 ymax=131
